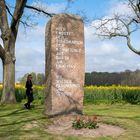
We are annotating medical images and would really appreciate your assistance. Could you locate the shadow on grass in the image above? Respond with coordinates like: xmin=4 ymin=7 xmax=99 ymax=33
xmin=84 ymin=113 xmax=140 ymax=120
xmin=0 ymin=104 xmax=48 ymax=128
xmin=0 ymin=105 xmax=43 ymax=118
xmin=0 ymin=108 xmax=26 ymax=118
xmin=0 ymin=116 xmax=47 ymax=127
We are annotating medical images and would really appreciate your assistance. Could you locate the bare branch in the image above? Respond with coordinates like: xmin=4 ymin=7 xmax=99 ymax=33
xmin=20 ymin=20 xmax=33 ymax=28
xmin=0 ymin=0 xmax=10 ymax=42
xmin=130 ymin=23 xmax=140 ymax=33
xmin=5 ymin=5 xmax=13 ymax=17
xmin=126 ymin=35 xmax=140 ymax=55
xmin=92 ymin=16 xmax=129 ymax=40
xmin=5 ymin=4 xmax=35 ymax=29
xmin=25 ymin=5 xmax=55 ymax=17
xmin=10 ymin=0 xmax=27 ymax=38
xmin=93 ymin=2 xmax=140 ymax=56
xmin=137 ymin=0 xmax=140 ymax=11
xmin=128 ymin=0 xmax=140 ymax=22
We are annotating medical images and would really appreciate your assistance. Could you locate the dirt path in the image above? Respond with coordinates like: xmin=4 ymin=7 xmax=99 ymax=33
xmin=46 ymin=115 xmax=125 ymax=138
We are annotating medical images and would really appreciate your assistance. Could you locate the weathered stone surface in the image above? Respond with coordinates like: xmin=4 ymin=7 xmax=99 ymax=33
xmin=45 ymin=14 xmax=85 ymax=117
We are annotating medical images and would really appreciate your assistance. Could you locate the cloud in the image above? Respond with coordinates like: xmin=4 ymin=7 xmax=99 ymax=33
xmin=0 ymin=31 xmax=3 ymax=47
xmin=107 ymin=0 xmax=135 ymax=17
xmin=15 ymin=25 xmax=46 ymax=80
xmin=0 ymin=0 xmax=140 ymax=83
xmin=84 ymin=25 xmax=99 ymax=42
xmin=83 ymin=0 xmax=140 ymax=73
xmin=91 ymin=42 xmax=120 ymax=56
xmin=85 ymin=40 xmax=140 ymax=72
xmin=91 ymin=0 xmax=138 ymax=39
xmin=91 ymin=16 xmax=128 ymax=36
xmin=0 ymin=25 xmax=46 ymax=82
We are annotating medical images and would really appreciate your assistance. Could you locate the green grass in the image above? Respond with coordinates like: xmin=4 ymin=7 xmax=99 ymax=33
xmin=0 ymin=103 xmax=140 ymax=140
xmin=84 ymin=103 xmax=140 ymax=140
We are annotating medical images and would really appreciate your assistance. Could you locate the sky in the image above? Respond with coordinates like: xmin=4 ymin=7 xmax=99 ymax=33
xmin=0 ymin=0 xmax=140 ymax=82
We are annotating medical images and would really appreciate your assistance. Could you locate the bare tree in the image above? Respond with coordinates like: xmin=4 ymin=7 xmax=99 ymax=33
xmin=93 ymin=0 xmax=140 ymax=56
xmin=0 ymin=0 xmax=57 ymax=104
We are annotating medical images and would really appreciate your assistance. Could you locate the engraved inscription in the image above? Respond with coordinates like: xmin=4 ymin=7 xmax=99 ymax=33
xmin=55 ymin=26 xmax=83 ymax=96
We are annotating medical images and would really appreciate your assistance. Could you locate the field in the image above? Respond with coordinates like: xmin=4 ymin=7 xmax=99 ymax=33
xmin=0 ymin=85 xmax=140 ymax=139
xmin=1 ymin=85 xmax=140 ymax=104
xmin=84 ymin=85 xmax=140 ymax=104
xmin=0 ymin=103 xmax=140 ymax=140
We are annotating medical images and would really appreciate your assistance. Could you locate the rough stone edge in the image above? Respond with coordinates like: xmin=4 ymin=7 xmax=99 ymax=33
xmin=44 ymin=13 xmax=84 ymax=117
xmin=51 ymin=13 xmax=83 ymax=21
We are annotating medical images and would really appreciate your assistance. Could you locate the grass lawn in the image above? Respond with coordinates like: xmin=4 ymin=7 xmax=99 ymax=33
xmin=0 ymin=103 xmax=140 ymax=140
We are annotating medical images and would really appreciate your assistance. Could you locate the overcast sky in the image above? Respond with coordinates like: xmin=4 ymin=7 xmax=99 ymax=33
xmin=0 ymin=0 xmax=140 ymax=82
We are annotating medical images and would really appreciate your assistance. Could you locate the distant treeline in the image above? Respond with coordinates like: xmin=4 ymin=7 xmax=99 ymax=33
xmin=19 ymin=72 xmax=45 ymax=85
xmin=18 ymin=69 xmax=140 ymax=86
xmin=85 ymin=69 xmax=140 ymax=86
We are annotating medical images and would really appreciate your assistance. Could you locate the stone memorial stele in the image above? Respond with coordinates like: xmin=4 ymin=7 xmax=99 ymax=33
xmin=44 ymin=14 xmax=85 ymax=117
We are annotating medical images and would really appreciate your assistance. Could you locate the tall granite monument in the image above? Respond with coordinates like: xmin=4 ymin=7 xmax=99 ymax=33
xmin=45 ymin=14 xmax=85 ymax=117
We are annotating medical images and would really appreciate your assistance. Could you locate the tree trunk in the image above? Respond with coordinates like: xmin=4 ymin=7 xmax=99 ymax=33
xmin=1 ymin=52 xmax=16 ymax=104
